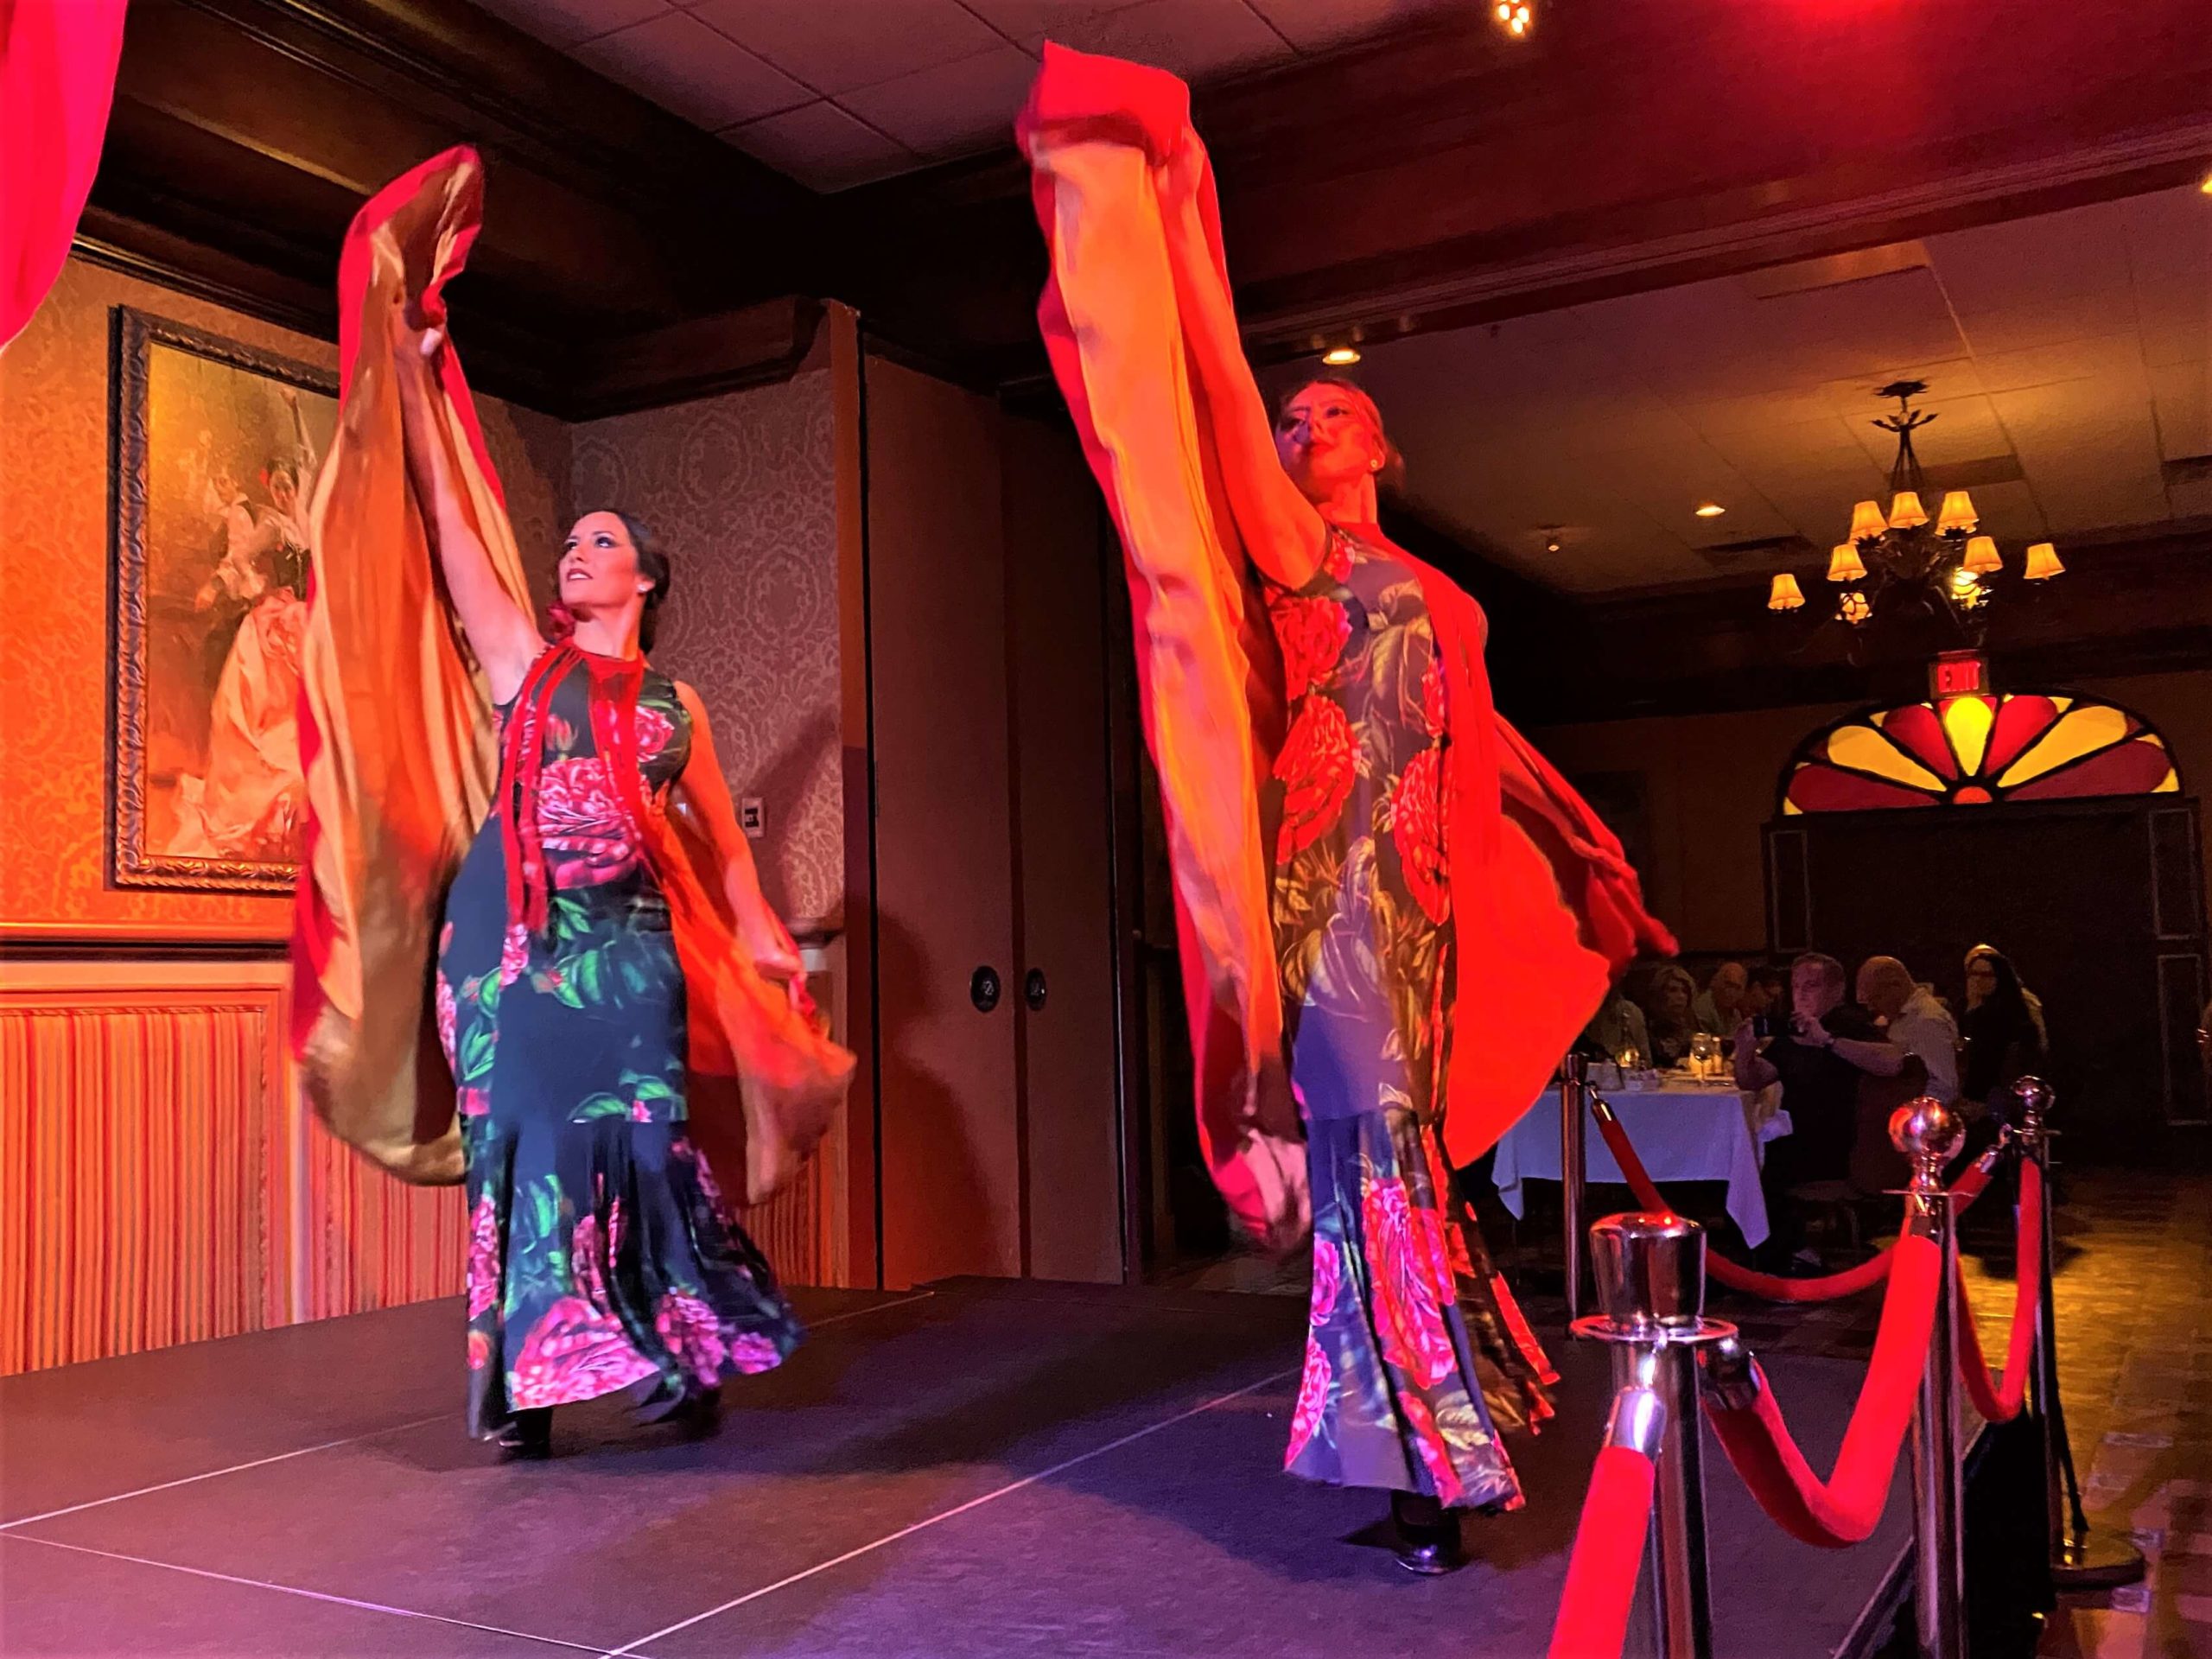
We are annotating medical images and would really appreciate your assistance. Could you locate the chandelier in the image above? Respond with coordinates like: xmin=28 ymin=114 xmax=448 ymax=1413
xmin=1767 ymin=379 xmax=2063 ymax=645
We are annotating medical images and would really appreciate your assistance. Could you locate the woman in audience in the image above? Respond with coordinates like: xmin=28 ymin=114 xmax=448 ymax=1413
xmin=1960 ymin=944 xmax=2047 ymax=1121
xmin=1640 ymin=963 xmax=1699 ymax=1068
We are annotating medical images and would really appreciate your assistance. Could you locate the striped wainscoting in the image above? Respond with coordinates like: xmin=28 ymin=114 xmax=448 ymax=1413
xmin=2 ymin=941 xmax=854 ymax=1375
xmin=0 ymin=961 xmax=294 ymax=1374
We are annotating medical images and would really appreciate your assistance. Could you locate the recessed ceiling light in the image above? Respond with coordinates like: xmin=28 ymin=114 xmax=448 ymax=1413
xmin=1321 ymin=346 xmax=1362 ymax=366
xmin=1694 ymin=502 xmax=1727 ymax=518
xmin=2201 ymin=168 xmax=2212 ymax=195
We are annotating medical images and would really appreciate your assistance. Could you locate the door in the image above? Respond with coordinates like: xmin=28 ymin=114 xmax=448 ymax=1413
xmin=860 ymin=355 xmax=1126 ymax=1287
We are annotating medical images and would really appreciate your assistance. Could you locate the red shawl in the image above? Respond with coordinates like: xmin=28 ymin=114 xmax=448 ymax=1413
xmin=1 ymin=0 xmax=127 ymax=350
xmin=1019 ymin=47 xmax=1674 ymax=1250
xmin=291 ymin=148 xmax=851 ymax=1203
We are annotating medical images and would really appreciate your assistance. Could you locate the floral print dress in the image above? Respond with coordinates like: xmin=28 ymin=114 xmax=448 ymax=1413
xmin=437 ymin=653 xmax=800 ymax=1439
xmin=1267 ymin=527 xmax=1554 ymax=1511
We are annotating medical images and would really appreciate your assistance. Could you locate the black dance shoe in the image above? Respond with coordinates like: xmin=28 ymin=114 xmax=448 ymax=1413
xmin=1389 ymin=1491 xmax=1466 ymax=1576
xmin=496 ymin=1408 xmax=552 ymax=1460
xmin=633 ymin=1378 xmax=721 ymax=1438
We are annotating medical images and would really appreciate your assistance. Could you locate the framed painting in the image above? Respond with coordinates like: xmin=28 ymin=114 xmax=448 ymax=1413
xmin=110 ymin=308 xmax=338 ymax=893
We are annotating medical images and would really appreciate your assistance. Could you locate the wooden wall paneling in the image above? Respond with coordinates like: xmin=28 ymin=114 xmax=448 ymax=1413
xmin=862 ymin=357 xmax=1022 ymax=1288
xmin=832 ymin=306 xmax=880 ymax=1288
xmin=1001 ymin=413 xmax=1122 ymax=1283
xmin=93 ymin=0 xmax=2212 ymax=411
xmin=0 ymin=961 xmax=293 ymax=1375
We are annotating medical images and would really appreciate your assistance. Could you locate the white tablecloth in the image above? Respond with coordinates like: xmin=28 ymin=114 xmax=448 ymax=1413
xmin=1490 ymin=1080 xmax=1793 ymax=1248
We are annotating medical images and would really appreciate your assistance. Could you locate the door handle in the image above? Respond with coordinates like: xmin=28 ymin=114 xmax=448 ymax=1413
xmin=970 ymin=965 xmax=1002 ymax=1014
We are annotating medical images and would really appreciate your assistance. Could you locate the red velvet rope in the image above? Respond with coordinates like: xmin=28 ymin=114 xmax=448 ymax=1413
xmin=1546 ymin=1443 xmax=1658 ymax=1659
xmin=1588 ymin=1101 xmax=1993 ymax=1302
xmin=1702 ymin=1232 xmax=1943 ymax=1547
xmin=1954 ymin=1155 xmax=2043 ymax=1424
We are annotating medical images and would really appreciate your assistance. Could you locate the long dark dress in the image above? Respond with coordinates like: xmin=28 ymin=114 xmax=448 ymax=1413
xmin=436 ymin=652 xmax=800 ymax=1438
xmin=1266 ymin=527 xmax=1553 ymax=1511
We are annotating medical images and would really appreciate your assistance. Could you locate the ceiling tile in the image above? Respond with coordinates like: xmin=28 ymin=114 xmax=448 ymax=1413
xmin=467 ymin=0 xmax=670 ymax=48
xmin=1955 ymin=293 xmax=2132 ymax=357
xmin=1243 ymin=0 xmax=1455 ymax=52
xmin=1926 ymin=198 xmax=2134 ymax=312
xmin=1683 ymin=390 xmax=1847 ymax=440
xmin=2122 ymin=186 xmax=2212 ymax=281
xmin=2131 ymin=270 xmax=2211 ymax=342
xmin=576 ymin=10 xmax=812 ymax=127
xmin=1942 ymin=479 xmax=2046 ymax=545
xmin=1891 ymin=395 xmax=2010 ymax=471
xmin=688 ymin=0 xmax=1004 ymax=95
xmin=1022 ymin=0 xmax=1292 ymax=80
xmin=724 ymin=100 xmax=918 ymax=191
xmin=837 ymin=44 xmax=1042 ymax=156
xmin=2151 ymin=361 xmax=2212 ymax=462
xmin=1974 ymin=334 xmax=2148 ymax=397
xmin=958 ymin=0 xmax=1140 ymax=37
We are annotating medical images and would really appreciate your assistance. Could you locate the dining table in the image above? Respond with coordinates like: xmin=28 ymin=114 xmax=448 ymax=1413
xmin=1489 ymin=1072 xmax=1793 ymax=1248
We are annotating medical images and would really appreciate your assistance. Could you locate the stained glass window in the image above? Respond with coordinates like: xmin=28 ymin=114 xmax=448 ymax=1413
xmin=1782 ymin=693 xmax=2179 ymax=814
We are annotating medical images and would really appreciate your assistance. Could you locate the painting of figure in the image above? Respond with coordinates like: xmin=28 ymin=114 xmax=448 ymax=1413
xmin=111 ymin=309 xmax=337 ymax=893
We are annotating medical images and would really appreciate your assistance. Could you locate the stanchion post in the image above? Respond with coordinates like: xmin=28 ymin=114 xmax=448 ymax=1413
xmin=1575 ymin=1211 xmax=1733 ymax=1659
xmin=1894 ymin=1099 xmax=1967 ymax=1659
xmin=1561 ymin=1054 xmax=1590 ymax=1322
xmin=2011 ymin=1078 xmax=2145 ymax=1591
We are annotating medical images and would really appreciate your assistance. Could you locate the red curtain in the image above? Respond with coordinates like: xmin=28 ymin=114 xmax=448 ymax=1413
xmin=1 ymin=0 xmax=129 ymax=351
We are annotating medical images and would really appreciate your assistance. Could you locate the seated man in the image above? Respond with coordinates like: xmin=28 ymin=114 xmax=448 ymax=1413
xmin=1694 ymin=961 xmax=1749 ymax=1037
xmin=1851 ymin=956 xmax=1961 ymax=1107
xmin=1734 ymin=952 xmax=1883 ymax=1264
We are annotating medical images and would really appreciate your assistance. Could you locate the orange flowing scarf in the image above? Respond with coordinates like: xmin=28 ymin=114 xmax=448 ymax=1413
xmin=291 ymin=147 xmax=851 ymax=1203
xmin=1018 ymin=48 xmax=1673 ymax=1249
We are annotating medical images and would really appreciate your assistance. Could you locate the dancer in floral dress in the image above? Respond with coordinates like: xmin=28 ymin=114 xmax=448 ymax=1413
xmin=1269 ymin=506 xmax=1557 ymax=1558
xmin=1022 ymin=47 xmax=1671 ymax=1575
xmin=393 ymin=323 xmax=807 ymax=1457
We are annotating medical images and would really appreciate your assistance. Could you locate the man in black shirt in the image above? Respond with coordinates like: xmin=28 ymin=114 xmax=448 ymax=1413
xmin=1734 ymin=951 xmax=1883 ymax=1262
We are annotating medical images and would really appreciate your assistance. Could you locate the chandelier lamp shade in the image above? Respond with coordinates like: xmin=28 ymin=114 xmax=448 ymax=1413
xmin=1767 ymin=380 xmax=2063 ymax=652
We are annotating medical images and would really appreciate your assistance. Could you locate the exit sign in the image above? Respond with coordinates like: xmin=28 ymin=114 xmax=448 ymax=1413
xmin=1929 ymin=652 xmax=1989 ymax=700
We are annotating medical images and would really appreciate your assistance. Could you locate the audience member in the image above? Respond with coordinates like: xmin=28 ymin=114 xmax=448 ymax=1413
xmin=1693 ymin=962 xmax=1748 ymax=1037
xmin=1744 ymin=966 xmax=1786 ymax=1025
xmin=1960 ymin=944 xmax=2047 ymax=1120
xmin=1579 ymin=988 xmax=1651 ymax=1069
xmin=1852 ymin=956 xmax=1961 ymax=1106
xmin=1640 ymin=964 xmax=1699 ymax=1067
xmin=1733 ymin=953 xmax=1878 ymax=1190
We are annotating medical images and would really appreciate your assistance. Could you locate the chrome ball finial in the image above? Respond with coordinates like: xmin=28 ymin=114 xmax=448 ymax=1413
xmin=1890 ymin=1097 xmax=1965 ymax=1183
xmin=2009 ymin=1076 xmax=2053 ymax=1128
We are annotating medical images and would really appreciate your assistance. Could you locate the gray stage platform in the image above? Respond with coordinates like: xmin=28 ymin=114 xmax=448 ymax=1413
xmin=0 ymin=1279 xmax=1912 ymax=1657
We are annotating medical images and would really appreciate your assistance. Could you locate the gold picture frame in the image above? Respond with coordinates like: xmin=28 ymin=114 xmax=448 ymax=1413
xmin=110 ymin=308 xmax=338 ymax=893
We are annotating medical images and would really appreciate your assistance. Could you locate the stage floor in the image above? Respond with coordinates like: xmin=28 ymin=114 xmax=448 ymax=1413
xmin=0 ymin=1280 xmax=1910 ymax=1658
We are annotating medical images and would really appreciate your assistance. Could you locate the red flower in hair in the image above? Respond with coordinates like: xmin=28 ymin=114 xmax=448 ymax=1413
xmin=1394 ymin=746 xmax=1451 ymax=925
xmin=1274 ymin=696 xmax=1357 ymax=861
xmin=1269 ymin=594 xmax=1351 ymax=701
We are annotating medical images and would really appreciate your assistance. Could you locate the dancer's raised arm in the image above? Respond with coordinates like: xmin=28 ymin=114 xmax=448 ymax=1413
xmin=1155 ymin=139 xmax=1326 ymax=591
xmin=389 ymin=324 xmax=539 ymax=702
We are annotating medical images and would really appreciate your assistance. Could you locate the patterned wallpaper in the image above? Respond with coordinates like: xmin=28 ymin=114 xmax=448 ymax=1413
xmin=0 ymin=257 xmax=570 ymax=932
xmin=571 ymin=372 xmax=844 ymax=924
